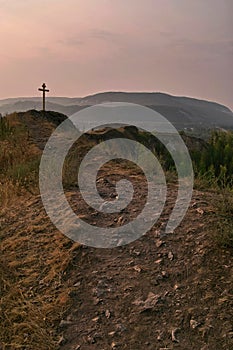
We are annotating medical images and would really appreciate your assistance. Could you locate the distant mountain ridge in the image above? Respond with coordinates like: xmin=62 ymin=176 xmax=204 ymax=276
xmin=80 ymin=92 xmax=232 ymax=112
xmin=1 ymin=92 xmax=232 ymax=135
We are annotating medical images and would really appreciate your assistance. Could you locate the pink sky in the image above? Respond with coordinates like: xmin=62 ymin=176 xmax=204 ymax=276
xmin=0 ymin=0 xmax=232 ymax=109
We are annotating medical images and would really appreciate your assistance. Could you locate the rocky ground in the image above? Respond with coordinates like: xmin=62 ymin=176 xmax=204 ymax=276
xmin=1 ymin=176 xmax=233 ymax=350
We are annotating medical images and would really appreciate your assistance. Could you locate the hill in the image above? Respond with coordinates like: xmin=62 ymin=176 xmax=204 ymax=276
xmin=0 ymin=92 xmax=233 ymax=136
xmin=0 ymin=110 xmax=232 ymax=350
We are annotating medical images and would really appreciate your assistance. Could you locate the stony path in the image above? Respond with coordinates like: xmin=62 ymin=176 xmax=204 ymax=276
xmin=58 ymin=185 xmax=233 ymax=350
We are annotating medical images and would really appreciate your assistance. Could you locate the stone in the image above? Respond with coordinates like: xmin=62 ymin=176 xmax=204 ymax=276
xmin=197 ymin=208 xmax=204 ymax=215
xmin=133 ymin=292 xmax=160 ymax=312
xmin=168 ymin=251 xmax=174 ymax=261
xmin=133 ymin=265 xmax=142 ymax=272
xmin=105 ymin=309 xmax=111 ymax=319
xmin=108 ymin=331 xmax=116 ymax=336
xmin=156 ymin=240 xmax=165 ymax=248
xmin=171 ymin=328 xmax=179 ymax=342
xmin=190 ymin=319 xmax=200 ymax=329
xmin=74 ymin=281 xmax=81 ymax=287
xmin=59 ymin=319 xmax=72 ymax=328
xmin=57 ymin=336 xmax=66 ymax=346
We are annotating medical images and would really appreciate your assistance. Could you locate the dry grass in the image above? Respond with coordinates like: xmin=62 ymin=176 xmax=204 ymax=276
xmin=0 ymin=199 xmax=81 ymax=349
xmin=0 ymin=115 xmax=40 ymax=207
xmin=0 ymin=113 xmax=79 ymax=349
xmin=213 ymin=188 xmax=233 ymax=249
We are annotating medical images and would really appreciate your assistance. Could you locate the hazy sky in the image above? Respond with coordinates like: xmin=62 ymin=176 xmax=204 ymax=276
xmin=0 ymin=0 xmax=232 ymax=108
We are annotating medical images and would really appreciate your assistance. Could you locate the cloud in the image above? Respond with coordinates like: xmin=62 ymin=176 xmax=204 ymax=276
xmin=89 ymin=29 xmax=121 ymax=42
xmin=171 ymin=37 xmax=233 ymax=56
xmin=58 ymin=38 xmax=84 ymax=47
xmin=55 ymin=29 xmax=121 ymax=51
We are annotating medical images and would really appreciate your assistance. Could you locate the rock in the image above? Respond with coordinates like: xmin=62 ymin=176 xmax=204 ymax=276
xmin=171 ymin=328 xmax=179 ymax=342
xmin=168 ymin=251 xmax=174 ymax=261
xmin=92 ymin=316 xmax=100 ymax=322
xmin=155 ymin=258 xmax=163 ymax=264
xmin=131 ymin=249 xmax=141 ymax=256
xmin=117 ymin=215 xmax=126 ymax=225
xmin=87 ymin=335 xmax=96 ymax=344
xmin=59 ymin=319 xmax=72 ymax=328
xmin=157 ymin=330 xmax=162 ymax=341
xmin=93 ymin=297 xmax=103 ymax=305
xmin=109 ymin=331 xmax=116 ymax=336
xmin=144 ymin=292 xmax=160 ymax=308
xmin=57 ymin=336 xmax=66 ymax=346
xmin=105 ymin=309 xmax=111 ymax=319
xmin=133 ymin=292 xmax=160 ymax=312
xmin=127 ymin=260 xmax=135 ymax=266
xmin=190 ymin=319 xmax=200 ymax=329
xmin=197 ymin=208 xmax=204 ymax=215
xmin=156 ymin=240 xmax=165 ymax=248
xmin=74 ymin=281 xmax=81 ymax=287
xmin=133 ymin=265 xmax=142 ymax=272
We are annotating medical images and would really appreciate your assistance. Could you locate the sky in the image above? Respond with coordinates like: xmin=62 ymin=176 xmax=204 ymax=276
xmin=0 ymin=0 xmax=232 ymax=109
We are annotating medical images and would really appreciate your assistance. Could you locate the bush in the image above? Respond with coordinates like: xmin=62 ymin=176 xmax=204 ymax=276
xmin=0 ymin=115 xmax=40 ymax=205
xmin=214 ymin=188 xmax=233 ymax=249
xmin=194 ymin=130 xmax=233 ymax=187
xmin=0 ymin=117 xmax=13 ymax=140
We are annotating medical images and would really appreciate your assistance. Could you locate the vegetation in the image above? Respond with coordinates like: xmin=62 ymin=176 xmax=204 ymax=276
xmin=189 ymin=130 xmax=233 ymax=249
xmin=0 ymin=116 xmax=13 ymax=139
xmin=192 ymin=130 xmax=233 ymax=187
xmin=0 ymin=115 xmax=40 ymax=206
xmin=212 ymin=187 xmax=233 ymax=249
xmin=188 ymin=130 xmax=233 ymax=249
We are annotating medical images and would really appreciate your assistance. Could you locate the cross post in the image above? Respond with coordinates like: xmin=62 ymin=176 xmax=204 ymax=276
xmin=38 ymin=83 xmax=50 ymax=111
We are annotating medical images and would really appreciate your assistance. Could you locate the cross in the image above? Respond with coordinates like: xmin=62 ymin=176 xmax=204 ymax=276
xmin=38 ymin=83 xmax=49 ymax=111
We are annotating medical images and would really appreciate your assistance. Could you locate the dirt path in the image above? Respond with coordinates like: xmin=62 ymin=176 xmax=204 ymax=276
xmin=1 ymin=174 xmax=232 ymax=350
xmin=56 ymin=184 xmax=233 ymax=350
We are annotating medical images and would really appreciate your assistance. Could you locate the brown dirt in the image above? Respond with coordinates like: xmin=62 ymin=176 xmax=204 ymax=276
xmin=58 ymin=182 xmax=233 ymax=350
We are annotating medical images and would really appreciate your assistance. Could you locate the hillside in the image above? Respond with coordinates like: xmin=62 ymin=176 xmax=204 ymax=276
xmin=0 ymin=111 xmax=233 ymax=350
xmin=0 ymin=92 xmax=233 ymax=136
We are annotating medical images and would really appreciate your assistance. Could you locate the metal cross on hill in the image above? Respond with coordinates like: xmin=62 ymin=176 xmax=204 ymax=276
xmin=38 ymin=83 xmax=49 ymax=111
